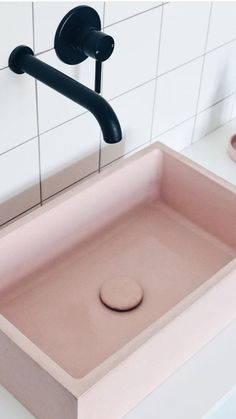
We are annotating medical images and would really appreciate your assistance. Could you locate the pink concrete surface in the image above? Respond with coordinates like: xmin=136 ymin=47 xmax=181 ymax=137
xmin=0 ymin=200 xmax=234 ymax=378
xmin=0 ymin=143 xmax=235 ymax=419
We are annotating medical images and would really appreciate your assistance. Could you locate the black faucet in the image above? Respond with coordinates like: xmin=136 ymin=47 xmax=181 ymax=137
xmin=8 ymin=6 xmax=122 ymax=145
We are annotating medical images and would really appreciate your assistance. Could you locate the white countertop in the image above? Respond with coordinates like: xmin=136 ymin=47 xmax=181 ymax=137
xmin=182 ymin=119 xmax=236 ymax=186
xmin=1 ymin=120 xmax=236 ymax=419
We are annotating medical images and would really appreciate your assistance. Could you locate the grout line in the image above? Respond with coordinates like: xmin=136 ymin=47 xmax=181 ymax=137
xmin=185 ymin=118 xmax=236 ymax=148
xmin=0 ymin=135 xmax=38 ymax=157
xmin=149 ymin=3 xmax=164 ymax=143
xmin=2 ymin=34 xmax=235 ymax=68
xmin=34 ymin=80 xmax=43 ymax=205
xmin=191 ymin=2 xmax=213 ymax=144
xmin=0 ymin=12 xmax=236 ymax=72
xmin=151 ymin=114 xmax=196 ymax=142
xmin=0 ymin=203 xmax=40 ymax=229
xmin=1 ymin=34 xmax=236 ymax=73
xmin=151 ymin=92 xmax=235 ymax=142
xmin=157 ymin=53 xmax=204 ymax=78
xmin=197 ymin=92 xmax=235 ymax=115
xmin=39 ymin=110 xmax=88 ymax=137
xmin=230 ymin=92 xmax=236 ymax=121
xmin=32 ymin=2 xmax=35 ymax=51
xmin=26 ymin=3 xmax=164 ymax=59
xmin=35 ymin=47 xmax=54 ymax=57
xmin=1 ymin=87 xmax=234 ymax=159
xmin=42 ymin=170 xmax=99 ymax=204
xmin=108 ymin=77 xmax=157 ymax=102
xmin=98 ymin=1 xmax=106 ymax=173
xmin=100 ymin=141 xmax=151 ymax=171
xmin=0 ymin=65 xmax=8 ymax=71
xmin=32 ymin=2 xmax=43 ymax=205
xmin=103 ymin=3 xmax=164 ymax=29
xmin=34 ymin=32 xmax=231 ymax=109
xmin=102 ymin=1 xmax=106 ymax=29
xmin=32 ymin=78 xmax=159 ymax=141
xmin=98 ymin=130 xmax=103 ymax=173
xmin=207 ymin=36 xmax=236 ymax=55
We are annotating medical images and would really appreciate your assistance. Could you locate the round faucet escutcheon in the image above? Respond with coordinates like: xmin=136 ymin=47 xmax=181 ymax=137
xmin=54 ymin=5 xmax=115 ymax=65
xmin=99 ymin=277 xmax=144 ymax=312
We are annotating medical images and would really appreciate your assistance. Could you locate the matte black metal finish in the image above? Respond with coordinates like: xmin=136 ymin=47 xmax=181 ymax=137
xmin=95 ymin=60 xmax=102 ymax=94
xmin=54 ymin=6 xmax=115 ymax=94
xmin=8 ymin=46 xmax=122 ymax=144
xmin=54 ymin=6 xmax=114 ymax=65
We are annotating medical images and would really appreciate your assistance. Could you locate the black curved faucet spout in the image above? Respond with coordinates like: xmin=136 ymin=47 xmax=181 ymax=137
xmin=9 ymin=46 xmax=122 ymax=144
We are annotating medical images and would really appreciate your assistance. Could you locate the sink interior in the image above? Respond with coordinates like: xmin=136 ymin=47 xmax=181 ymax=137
xmin=0 ymin=147 xmax=235 ymax=379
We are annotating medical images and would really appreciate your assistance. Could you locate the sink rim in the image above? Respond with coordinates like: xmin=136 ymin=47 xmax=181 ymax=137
xmin=0 ymin=142 xmax=235 ymax=399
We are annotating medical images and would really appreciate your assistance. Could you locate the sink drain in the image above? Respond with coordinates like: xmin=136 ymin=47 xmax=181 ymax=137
xmin=99 ymin=277 xmax=143 ymax=312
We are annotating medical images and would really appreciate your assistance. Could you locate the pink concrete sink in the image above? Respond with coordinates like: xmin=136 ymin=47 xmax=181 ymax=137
xmin=0 ymin=143 xmax=235 ymax=419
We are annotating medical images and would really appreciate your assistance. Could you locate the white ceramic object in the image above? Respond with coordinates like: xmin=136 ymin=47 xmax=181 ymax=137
xmin=228 ymin=134 xmax=236 ymax=162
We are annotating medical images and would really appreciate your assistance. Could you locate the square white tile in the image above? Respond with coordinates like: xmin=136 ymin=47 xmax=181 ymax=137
xmin=152 ymin=118 xmax=195 ymax=151
xmin=101 ymin=80 xmax=155 ymax=167
xmin=0 ymin=2 xmax=33 ymax=69
xmin=158 ymin=2 xmax=210 ymax=74
xmin=198 ymin=41 xmax=236 ymax=112
xmin=40 ymin=112 xmax=100 ymax=200
xmin=0 ymin=67 xmax=37 ymax=154
xmin=0 ymin=139 xmax=40 ymax=226
xmin=230 ymin=94 xmax=236 ymax=120
xmin=104 ymin=1 xmax=160 ymax=26
xmin=103 ymin=8 xmax=161 ymax=99
xmin=36 ymin=50 xmax=95 ymax=133
xmin=152 ymin=58 xmax=203 ymax=137
xmin=33 ymin=2 xmax=104 ymax=53
xmin=207 ymin=2 xmax=236 ymax=51
xmin=194 ymin=95 xmax=235 ymax=142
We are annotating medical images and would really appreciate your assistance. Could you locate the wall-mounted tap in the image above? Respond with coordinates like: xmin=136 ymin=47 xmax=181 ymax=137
xmin=54 ymin=5 xmax=115 ymax=95
xmin=8 ymin=6 xmax=122 ymax=145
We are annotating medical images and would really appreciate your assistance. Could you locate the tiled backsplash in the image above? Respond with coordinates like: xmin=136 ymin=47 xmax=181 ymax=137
xmin=1 ymin=1 xmax=236 ymax=226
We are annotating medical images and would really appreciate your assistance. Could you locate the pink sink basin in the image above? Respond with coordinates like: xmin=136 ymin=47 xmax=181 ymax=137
xmin=0 ymin=143 xmax=235 ymax=419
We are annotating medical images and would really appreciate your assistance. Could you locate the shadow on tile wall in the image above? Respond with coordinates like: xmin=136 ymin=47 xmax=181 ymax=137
xmin=0 ymin=149 xmax=103 ymax=228
xmin=0 ymin=144 xmax=130 ymax=228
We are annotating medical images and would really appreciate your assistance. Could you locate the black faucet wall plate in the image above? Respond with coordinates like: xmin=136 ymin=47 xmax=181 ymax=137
xmin=54 ymin=5 xmax=114 ymax=94
xmin=54 ymin=5 xmax=114 ymax=65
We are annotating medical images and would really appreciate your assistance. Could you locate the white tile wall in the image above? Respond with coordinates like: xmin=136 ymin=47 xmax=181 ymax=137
xmin=198 ymin=40 xmax=236 ymax=112
xmin=207 ymin=2 xmax=236 ymax=51
xmin=0 ymin=139 xmax=40 ymax=225
xmin=231 ymin=95 xmax=236 ymax=120
xmin=40 ymin=112 xmax=100 ymax=200
xmin=101 ymin=80 xmax=155 ymax=166
xmin=103 ymin=8 xmax=162 ymax=99
xmin=0 ymin=2 xmax=33 ymax=69
xmin=0 ymin=68 xmax=37 ymax=154
xmin=1 ymin=1 xmax=236 ymax=227
xmin=36 ymin=50 xmax=95 ymax=133
xmin=152 ymin=118 xmax=195 ymax=152
xmin=158 ymin=2 xmax=210 ymax=74
xmin=152 ymin=58 xmax=203 ymax=137
xmin=193 ymin=95 xmax=235 ymax=142
xmin=104 ymin=1 xmax=160 ymax=26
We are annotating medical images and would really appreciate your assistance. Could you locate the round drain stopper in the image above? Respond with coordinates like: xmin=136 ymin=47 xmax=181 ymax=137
xmin=100 ymin=277 xmax=143 ymax=311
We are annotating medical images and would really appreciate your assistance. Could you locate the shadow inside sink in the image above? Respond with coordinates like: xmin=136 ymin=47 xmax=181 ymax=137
xmin=0 ymin=146 xmax=235 ymax=378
